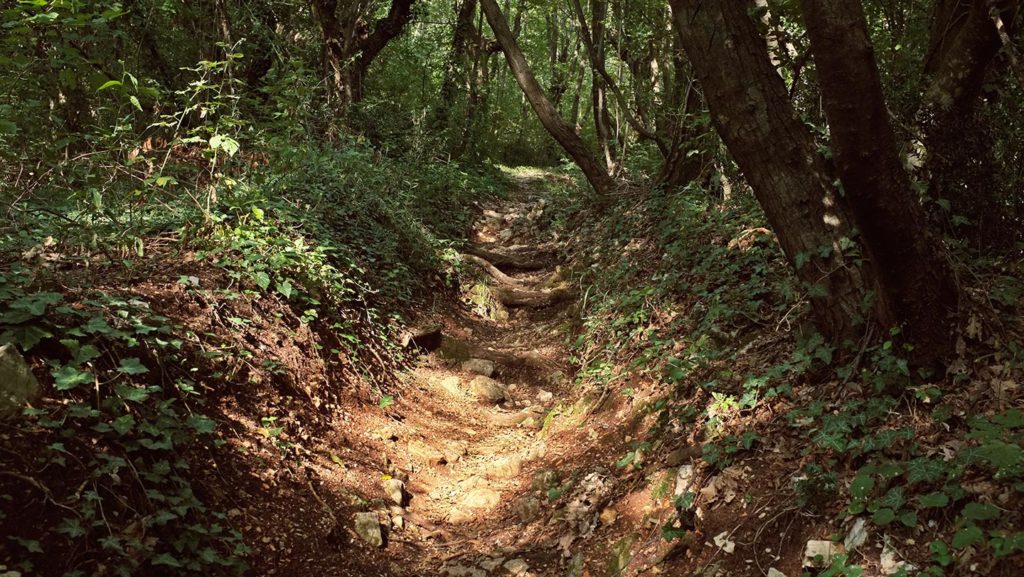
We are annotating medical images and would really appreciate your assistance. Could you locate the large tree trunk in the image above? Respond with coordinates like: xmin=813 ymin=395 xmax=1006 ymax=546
xmin=589 ymin=0 xmax=617 ymax=175
xmin=311 ymin=0 xmax=417 ymax=108
xmin=480 ymin=0 xmax=616 ymax=197
xmin=433 ymin=0 xmax=478 ymax=140
xmin=802 ymin=0 xmax=959 ymax=369
xmin=921 ymin=0 xmax=1020 ymax=248
xmin=669 ymin=0 xmax=876 ymax=347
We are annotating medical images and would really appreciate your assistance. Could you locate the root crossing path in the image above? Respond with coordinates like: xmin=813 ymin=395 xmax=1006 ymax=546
xmin=332 ymin=180 xmax=624 ymax=577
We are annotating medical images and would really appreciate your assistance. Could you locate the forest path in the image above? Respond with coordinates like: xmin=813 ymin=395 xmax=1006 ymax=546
xmin=371 ymin=174 xmax=588 ymax=577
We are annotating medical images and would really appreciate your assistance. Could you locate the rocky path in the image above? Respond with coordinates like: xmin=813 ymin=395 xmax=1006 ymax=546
xmin=332 ymin=180 xmax=595 ymax=577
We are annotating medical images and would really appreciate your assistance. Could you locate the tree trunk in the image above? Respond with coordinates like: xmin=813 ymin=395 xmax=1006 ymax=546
xmin=802 ymin=0 xmax=959 ymax=369
xmin=311 ymin=0 xmax=417 ymax=108
xmin=434 ymin=0 xmax=478 ymax=138
xmin=480 ymin=0 xmax=616 ymax=197
xmin=921 ymin=0 xmax=1020 ymax=248
xmin=669 ymin=0 xmax=876 ymax=347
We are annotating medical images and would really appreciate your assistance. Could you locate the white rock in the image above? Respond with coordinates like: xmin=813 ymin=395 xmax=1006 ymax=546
xmin=462 ymin=358 xmax=496 ymax=377
xmin=382 ymin=478 xmax=405 ymax=505
xmin=470 ymin=375 xmax=508 ymax=403
xmin=803 ymin=540 xmax=838 ymax=568
xmin=713 ymin=531 xmax=735 ymax=554
xmin=844 ymin=518 xmax=868 ymax=551
xmin=767 ymin=569 xmax=787 ymax=577
xmin=674 ymin=464 xmax=696 ymax=496
xmin=537 ymin=389 xmax=554 ymax=403
xmin=353 ymin=512 xmax=383 ymax=547
xmin=503 ymin=558 xmax=529 ymax=575
xmin=0 ymin=343 xmax=40 ymax=417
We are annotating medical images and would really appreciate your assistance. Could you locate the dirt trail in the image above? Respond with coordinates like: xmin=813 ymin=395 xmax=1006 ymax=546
xmin=382 ymin=180 xmax=578 ymax=576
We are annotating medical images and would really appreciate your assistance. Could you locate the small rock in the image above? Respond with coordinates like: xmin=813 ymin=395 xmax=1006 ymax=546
xmin=444 ymin=565 xmax=486 ymax=577
xmin=471 ymin=376 xmax=508 ymax=403
xmin=523 ymin=443 xmax=547 ymax=462
xmin=767 ymin=569 xmax=787 ymax=577
xmin=460 ymin=488 xmax=501 ymax=509
xmin=353 ymin=512 xmax=383 ymax=547
xmin=513 ymin=496 xmax=541 ymax=523
xmin=532 ymin=469 xmax=558 ymax=491
xmin=498 ymin=229 xmax=513 ymax=242
xmin=440 ymin=376 xmax=462 ymax=396
xmin=444 ymin=443 xmax=469 ymax=464
xmin=844 ymin=518 xmax=868 ymax=552
xmin=0 ymin=343 xmax=40 ymax=418
xmin=485 ymin=456 xmax=522 ymax=480
xmin=503 ymin=558 xmax=529 ymax=575
xmin=462 ymin=358 xmax=496 ymax=377
xmin=391 ymin=515 xmax=404 ymax=530
xmin=537 ymin=389 xmax=554 ymax=403
xmin=480 ymin=557 xmax=506 ymax=571
xmin=674 ymin=464 xmax=696 ymax=496
xmin=600 ymin=507 xmax=618 ymax=526
xmin=803 ymin=540 xmax=838 ymax=568
xmin=382 ymin=478 xmax=405 ymax=505
xmin=408 ymin=439 xmax=446 ymax=465
xmin=713 ymin=531 xmax=735 ymax=554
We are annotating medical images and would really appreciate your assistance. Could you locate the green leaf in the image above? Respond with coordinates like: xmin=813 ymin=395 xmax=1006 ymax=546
xmin=379 ymin=396 xmax=394 ymax=409
xmin=917 ymin=492 xmax=949 ymax=508
xmin=187 ymin=414 xmax=216 ymax=434
xmin=151 ymin=553 xmax=183 ymax=567
xmin=873 ymin=508 xmax=896 ymax=525
xmin=952 ymin=526 xmax=983 ymax=550
xmin=253 ymin=271 xmax=271 ymax=290
xmin=899 ymin=511 xmax=918 ymax=528
xmin=129 ymin=95 xmax=142 ymax=112
xmin=961 ymin=502 xmax=1000 ymax=521
xmin=850 ymin=472 xmax=874 ymax=500
xmin=114 ymin=383 xmax=150 ymax=402
xmin=117 ymin=357 xmax=149 ymax=375
xmin=111 ymin=414 xmax=135 ymax=435
xmin=2 ymin=325 xmax=52 ymax=350
xmin=97 ymin=79 xmax=122 ymax=91
xmin=52 ymin=366 xmax=93 ymax=390
xmin=276 ymin=280 xmax=293 ymax=299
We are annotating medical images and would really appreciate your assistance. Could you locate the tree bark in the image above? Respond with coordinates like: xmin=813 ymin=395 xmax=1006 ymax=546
xmin=311 ymin=0 xmax=417 ymax=108
xmin=921 ymin=0 xmax=1020 ymax=248
xmin=480 ymin=0 xmax=616 ymax=197
xmin=669 ymin=0 xmax=876 ymax=347
xmin=802 ymin=0 xmax=959 ymax=368
xmin=589 ymin=0 xmax=617 ymax=175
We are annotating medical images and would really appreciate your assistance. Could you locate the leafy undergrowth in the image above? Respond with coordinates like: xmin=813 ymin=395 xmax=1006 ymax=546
xmin=565 ymin=183 xmax=1024 ymax=576
xmin=0 ymin=142 xmax=504 ymax=576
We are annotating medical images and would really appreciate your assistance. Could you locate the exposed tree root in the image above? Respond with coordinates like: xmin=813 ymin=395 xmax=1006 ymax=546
xmin=462 ymin=254 xmax=527 ymax=287
xmin=493 ymin=285 xmax=573 ymax=308
xmin=464 ymin=245 xmax=549 ymax=272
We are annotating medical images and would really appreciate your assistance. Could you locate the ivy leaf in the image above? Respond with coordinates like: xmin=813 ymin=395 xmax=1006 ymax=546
xmin=917 ymin=492 xmax=949 ymax=508
xmin=111 ymin=414 xmax=135 ymax=435
xmin=379 ymin=396 xmax=394 ymax=409
xmin=961 ymin=502 xmax=1000 ymax=521
xmin=276 ymin=280 xmax=293 ymax=299
xmin=252 ymin=271 xmax=271 ymax=290
xmin=114 ymin=383 xmax=150 ymax=403
xmin=52 ymin=366 xmax=93 ymax=390
xmin=952 ymin=526 xmax=983 ymax=550
xmin=151 ymin=553 xmax=183 ymax=567
xmin=117 ymin=357 xmax=149 ymax=375
xmin=873 ymin=508 xmax=896 ymax=525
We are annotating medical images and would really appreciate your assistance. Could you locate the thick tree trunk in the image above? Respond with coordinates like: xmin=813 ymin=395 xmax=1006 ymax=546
xmin=311 ymin=0 xmax=416 ymax=108
xmin=803 ymin=0 xmax=959 ymax=369
xmin=921 ymin=0 xmax=1020 ymax=248
xmin=589 ymin=0 xmax=617 ymax=175
xmin=434 ymin=0 xmax=478 ymax=138
xmin=669 ymin=0 xmax=876 ymax=347
xmin=480 ymin=0 xmax=615 ymax=197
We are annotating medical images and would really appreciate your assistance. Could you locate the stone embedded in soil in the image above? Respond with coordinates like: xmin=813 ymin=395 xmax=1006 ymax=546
xmin=536 ymin=389 xmax=553 ymax=403
xmin=382 ymin=478 xmax=405 ymax=505
xmin=0 ymin=343 xmax=40 ymax=417
xmin=480 ymin=557 xmax=506 ymax=571
xmin=408 ymin=439 xmax=446 ymax=465
xmin=462 ymin=358 xmax=496 ymax=377
xmin=445 ymin=565 xmax=486 ymax=577
xmin=503 ymin=558 xmax=529 ymax=575
xmin=470 ymin=375 xmax=509 ymax=403
xmin=484 ymin=455 xmax=523 ymax=480
xmin=531 ymin=469 xmax=559 ymax=491
xmin=353 ymin=512 xmax=383 ymax=547
xmin=457 ymin=488 xmax=501 ymax=513
xmin=767 ymin=569 xmax=787 ymax=577
xmin=803 ymin=540 xmax=838 ymax=568
xmin=440 ymin=375 xmax=462 ymax=396
xmin=513 ymin=496 xmax=541 ymax=523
